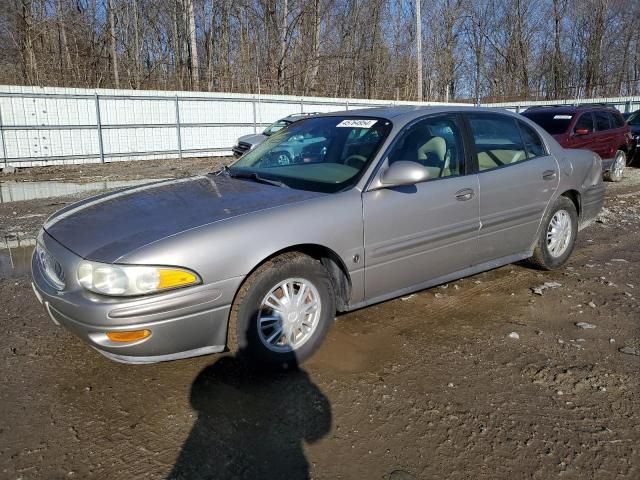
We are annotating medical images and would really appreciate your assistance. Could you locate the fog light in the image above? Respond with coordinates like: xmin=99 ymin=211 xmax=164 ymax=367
xmin=106 ymin=329 xmax=151 ymax=342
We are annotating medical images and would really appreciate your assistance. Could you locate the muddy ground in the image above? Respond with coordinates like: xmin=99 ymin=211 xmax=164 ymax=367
xmin=1 ymin=159 xmax=639 ymax=479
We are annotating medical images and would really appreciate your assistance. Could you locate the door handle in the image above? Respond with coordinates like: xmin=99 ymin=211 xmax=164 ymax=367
xmin=542 ymin=170 xmax=557 ymax=181
xmin=455 ymin=188 xmax=474 ymax=201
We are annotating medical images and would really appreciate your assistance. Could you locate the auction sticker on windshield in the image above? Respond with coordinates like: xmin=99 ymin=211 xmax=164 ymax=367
xmin=336 ymin=119 xmax=378 ymax=128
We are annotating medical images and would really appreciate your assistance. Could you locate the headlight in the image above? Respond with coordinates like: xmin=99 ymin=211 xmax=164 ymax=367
xmin=77 ymin=261 xmax=200 ymax=296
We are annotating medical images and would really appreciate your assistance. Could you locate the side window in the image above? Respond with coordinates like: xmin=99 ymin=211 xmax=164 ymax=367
xmin=388 ymin=115 xmax=464 ymax=179
xmin=518 ymin=121 xmax=546 ymax=158
xmin=573 ymin=113 xmax=594 ymax=133
xmin=609 ymin=112 xmax=625 ymax=129
xmin=594 ymin=111 xmax=611 ymax=131
xmin=468 ymin=114 xmax=527 ymax=171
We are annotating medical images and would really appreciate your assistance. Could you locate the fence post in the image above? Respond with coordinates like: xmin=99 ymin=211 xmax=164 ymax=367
xmin=94 ymin=94 xmax=105 ymax=163
xmin=345 ymin=99 xmax=349 ymax=111
xmin=175 ymin=95 xmax=183 ymax=160
xmin=300 ymin=98 xmax=304 ymax=114
xmin=0 ymin=104 xmax=7 ymax=169
xmin=252 ymin=97 xmax=257 ymax=134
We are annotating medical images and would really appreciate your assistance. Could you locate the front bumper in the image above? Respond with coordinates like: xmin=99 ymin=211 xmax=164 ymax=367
xmin=31 ymin=231 xmax=243 ymax=364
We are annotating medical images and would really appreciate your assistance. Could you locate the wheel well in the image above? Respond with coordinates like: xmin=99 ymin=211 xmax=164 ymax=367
xmin=244 ymin=244 xmax=353 ymax=312
xmin=618 ymin=145 xmax=628 ymax=153
xmin=561 ymin=190 xmax=581 ymax=218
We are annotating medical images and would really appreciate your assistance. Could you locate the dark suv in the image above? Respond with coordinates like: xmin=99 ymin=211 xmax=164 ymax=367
xmin=522 ymin=105 xmax=631 ymax=181
xmin=626 ymin=110 xmax=640 ymax=165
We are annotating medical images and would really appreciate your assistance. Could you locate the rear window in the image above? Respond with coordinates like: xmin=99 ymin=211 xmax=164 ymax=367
xmin=521 ymin=111 xmax=574 ymax=135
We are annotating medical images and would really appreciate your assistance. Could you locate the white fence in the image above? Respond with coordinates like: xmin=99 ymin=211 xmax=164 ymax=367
xmin=0 ymin=86 xmax=464 ymax=169
xmin=2 ymin=85 xmax=639 ymax=170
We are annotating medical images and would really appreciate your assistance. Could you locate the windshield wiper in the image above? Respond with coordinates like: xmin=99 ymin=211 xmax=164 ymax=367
xmin=228 ymin=170 xmax=289 ymax=188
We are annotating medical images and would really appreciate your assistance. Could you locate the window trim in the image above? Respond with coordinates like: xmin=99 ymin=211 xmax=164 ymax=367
xmin=364 ymin=112 xmax=470 ymax=191
xmin=516 ymin=119 xmax=549 ymax=160
xmin=464 ymin=112 xmax=542 ymax=175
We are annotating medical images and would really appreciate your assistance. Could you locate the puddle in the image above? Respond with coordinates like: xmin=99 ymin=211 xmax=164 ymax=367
xmin=0 ymin=179 xmax=163 ymax=204
xmin=0 ymin=237 xmax=36 ymax=279
xmin=309 ymin=318 xmax=401 ymax=373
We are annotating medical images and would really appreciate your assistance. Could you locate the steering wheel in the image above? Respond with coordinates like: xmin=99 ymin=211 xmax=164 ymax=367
xmin=344 ymin=154 xmax=367 ymax=169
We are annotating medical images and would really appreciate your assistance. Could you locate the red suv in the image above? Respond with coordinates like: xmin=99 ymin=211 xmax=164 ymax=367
xmin=522 ymin=105 xmax=631 ymax=181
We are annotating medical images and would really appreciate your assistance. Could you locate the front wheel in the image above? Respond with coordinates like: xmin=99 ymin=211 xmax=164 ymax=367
xmin=527 ymin=196 xmax=578 ymax=270
xmin=604 ymin=150 xmax=626 ymax=182
xmin=228 ymin=253 xmax=335 ymax=368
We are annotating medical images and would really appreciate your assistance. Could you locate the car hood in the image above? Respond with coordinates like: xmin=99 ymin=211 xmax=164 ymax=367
xmin=237 ymin=133 xmax=267 ymax=146
xmin=44 ymin=175 xmax=323 ymax=262
xmin=629 ymin=125 xmax=640 ymax=136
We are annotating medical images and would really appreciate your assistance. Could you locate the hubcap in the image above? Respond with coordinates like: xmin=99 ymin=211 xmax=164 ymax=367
xmin=546 ymin=209 xmax=572 ymax=258
xmin=613 ymin=153 xmax=625 ymax=179
xmin=257 ymin=278 xmax=321 ymax=353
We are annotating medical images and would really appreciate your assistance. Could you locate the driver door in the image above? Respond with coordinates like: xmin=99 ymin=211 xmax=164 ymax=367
xmin=362 ymin=114 xmax=480 ymax=301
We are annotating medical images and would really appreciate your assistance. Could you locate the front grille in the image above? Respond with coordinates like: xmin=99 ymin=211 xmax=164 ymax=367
xmin=36 ymin=242 xmax=65 ymax=290
xmin=232 ymin=142 xmax=252 ymax=157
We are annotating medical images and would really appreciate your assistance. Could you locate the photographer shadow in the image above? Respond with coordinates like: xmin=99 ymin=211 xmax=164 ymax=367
xmin=168 ymin=353 xmax=331 ymax=480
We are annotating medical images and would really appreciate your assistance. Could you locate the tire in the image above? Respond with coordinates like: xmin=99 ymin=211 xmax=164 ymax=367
xmin=604 ymin=150 xmax=626 ymax=182
xmin=227 ymin=253 xmax=335 ymax=368
xmin=527 ymin=196 xmax=578 ymax=270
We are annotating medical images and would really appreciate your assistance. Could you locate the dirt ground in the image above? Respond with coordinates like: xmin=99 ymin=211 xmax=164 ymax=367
xmin=1 ymin=159 xmax=639 ymax=479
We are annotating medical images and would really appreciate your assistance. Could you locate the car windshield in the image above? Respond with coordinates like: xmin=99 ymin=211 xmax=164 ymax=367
xmin=263 ymin=119 xmax=292 ymax=136
xmin=627 ymin=111 xmax=640 ymax=125
xmin=521 ymin=111 xmax=574 ymax=135
xmin=230 ymin=116 xmax=392 ymax=193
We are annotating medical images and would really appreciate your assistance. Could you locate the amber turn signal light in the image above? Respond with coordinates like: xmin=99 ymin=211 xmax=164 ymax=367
xmin=106 ymin=329 xmax=151 ymax=342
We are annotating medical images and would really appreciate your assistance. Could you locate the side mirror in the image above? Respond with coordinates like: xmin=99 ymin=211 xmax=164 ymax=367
xmin=574 ymin=128 xmax=591 ymax=136
xmin=380 ymin=161 xmax=429 ymax=187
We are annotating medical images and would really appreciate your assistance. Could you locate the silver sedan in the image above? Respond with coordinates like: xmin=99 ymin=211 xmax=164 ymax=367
xmin=31 ymin=106 xmax=604 ymax=366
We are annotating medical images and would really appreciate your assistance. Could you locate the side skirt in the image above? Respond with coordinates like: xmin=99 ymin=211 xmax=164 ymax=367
xmin=345 ymin=251 xmax=532 ymax=312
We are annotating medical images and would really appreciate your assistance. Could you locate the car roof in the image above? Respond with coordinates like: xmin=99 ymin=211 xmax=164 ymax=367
xmin=523 ymin=104 xmax=621 ymax=115
xmin=314 ymin=104 xmax=502 ymax=123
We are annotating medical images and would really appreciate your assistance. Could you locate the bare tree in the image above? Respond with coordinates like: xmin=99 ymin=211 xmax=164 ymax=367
xmin=1 ymin=0 xmax=638 ymax=102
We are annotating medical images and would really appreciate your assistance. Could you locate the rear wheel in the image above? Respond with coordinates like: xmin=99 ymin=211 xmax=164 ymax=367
xmin=228 ymin=253 xmax=335 ymax=368
xmin=527 ymin=196 xmax=578 ymax=270
xmin=604 ymin=150 xmax=626 ymax=182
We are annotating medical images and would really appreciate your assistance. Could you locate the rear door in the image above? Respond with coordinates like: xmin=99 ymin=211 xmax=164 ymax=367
xmin=593 ymin=111 xmax=615 ymax=161
xmin=362 ymin=113 xmax=480 ymax=300
xmin=466 ymin=113 xmax=560 ymax=263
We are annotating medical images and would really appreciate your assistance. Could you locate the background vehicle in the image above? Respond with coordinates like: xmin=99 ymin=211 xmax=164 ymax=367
xmin=522 ymin=105 xmax=631 ymax=181
xmin=32 ymin=107 xmax=604 ymax=368
xmin=625 ymin=110 xmax=640 ymax=165
xmin=232 ymin=112 xmax=321 ymax=158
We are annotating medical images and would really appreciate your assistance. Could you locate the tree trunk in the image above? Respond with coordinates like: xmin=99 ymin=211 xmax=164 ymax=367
xmin=277 ymin=0 xmax=289 ymax=94
xmin=416 ymin=0 xmax=422 ymax=101
xmin=107 ymin=0 xmax=120 ymax=88
xmin=185 ymin=0 xmax=199 ymax=89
